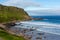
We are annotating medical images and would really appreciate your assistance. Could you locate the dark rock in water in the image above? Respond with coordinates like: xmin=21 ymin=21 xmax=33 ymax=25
xmin=37 ymin=32 xmax=45 ymax=35
xmin=29 ymin=29 xmax=35 ymax=31
xmin=9 ymin=23 xmax=16 ymax=26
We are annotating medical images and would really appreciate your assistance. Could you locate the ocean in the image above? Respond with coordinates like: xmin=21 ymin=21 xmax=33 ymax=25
xmin=32 ymin=16 xmax=60 ymax=24
xmin=19 ymin=16 xmax=60 ymax=35
xmin=14 ymin=16 xmax=60 ymax=40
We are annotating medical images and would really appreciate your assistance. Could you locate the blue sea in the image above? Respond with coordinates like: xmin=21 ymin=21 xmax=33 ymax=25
xmin=19 ymin=16 xmax=60 ymax=35
xmin=32 ymin=16 xmax=60 ymax=24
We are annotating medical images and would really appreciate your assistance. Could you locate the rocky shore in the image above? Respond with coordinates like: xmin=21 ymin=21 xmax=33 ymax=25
xmin=0 ymin=22 xmax=45 ymax=40
xmin=0 ymin=22 xmax=60 ymax=40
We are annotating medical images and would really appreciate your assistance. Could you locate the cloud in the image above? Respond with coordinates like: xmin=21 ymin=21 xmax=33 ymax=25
xmin=25 ymin=7 xmax=60 ymax=16
xmin=2 ymin=0 xmax=40 ymax=8
xmin=1 ymin=0 xmax=60 ymax=16
xmin=25 ymin=7 xmax=60 ymax=12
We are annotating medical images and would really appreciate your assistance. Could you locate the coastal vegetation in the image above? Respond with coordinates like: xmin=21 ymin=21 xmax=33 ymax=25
xmin=0 ymin=4 xmax=31 ymax=23
xmin=0 ymin=4 xmax=31 ymax=40
xmin=0 ymin=28 xmax=25 ymax=40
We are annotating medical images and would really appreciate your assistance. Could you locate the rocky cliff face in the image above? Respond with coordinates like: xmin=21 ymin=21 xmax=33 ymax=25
xmin=0 ymin=4 xmax=31 ymax=22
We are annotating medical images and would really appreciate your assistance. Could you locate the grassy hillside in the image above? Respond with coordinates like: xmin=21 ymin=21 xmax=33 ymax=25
xmin=0 ymin=4 xmax=31 ymax=23
xmin=0 ymin=29 xmax=25 ymax=40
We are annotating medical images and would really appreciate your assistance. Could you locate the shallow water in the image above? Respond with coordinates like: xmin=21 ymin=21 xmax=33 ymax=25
xmin=14 ymin=24 xmax=60 ymax=40
xmin=14 ymin=16 xmax=60 ymax=40
xmin=15 ymin=21 xmax=60 ymax=35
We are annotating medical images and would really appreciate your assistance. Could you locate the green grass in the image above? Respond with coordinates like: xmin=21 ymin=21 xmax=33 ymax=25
xmin=0 ymin=29 xmax=25 ymax=40
xmin=0 ymin=4 xmax=30 ymax=23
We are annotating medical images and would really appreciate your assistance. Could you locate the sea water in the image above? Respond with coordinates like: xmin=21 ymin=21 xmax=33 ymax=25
xmin=16 ymin=16 xmax=60 ymax=35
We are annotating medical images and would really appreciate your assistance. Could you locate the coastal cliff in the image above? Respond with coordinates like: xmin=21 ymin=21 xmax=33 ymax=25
xmin=0 ymin=4 xmax=31 ymax=40
xmin=0 ymin=4 xmax=31 ymax=23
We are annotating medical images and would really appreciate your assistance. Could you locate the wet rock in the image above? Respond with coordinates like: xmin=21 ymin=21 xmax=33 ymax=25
xmin=37 ymin=32 xmax=45 ymax=35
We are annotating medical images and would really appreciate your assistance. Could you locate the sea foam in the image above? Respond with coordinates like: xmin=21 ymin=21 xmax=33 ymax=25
xmin=20 ymin=21 xmax=60 ymax=35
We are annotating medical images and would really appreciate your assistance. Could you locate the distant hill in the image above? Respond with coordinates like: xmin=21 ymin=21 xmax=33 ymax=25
xmin=0 ymin=4 xmax=31 ymax=23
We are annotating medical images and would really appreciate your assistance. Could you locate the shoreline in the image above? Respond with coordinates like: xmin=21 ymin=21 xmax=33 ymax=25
xmin=20 ymin=21 xmax=60 ymax=35
xmin=0 ymin=21 xmax=60 ymax=40
xmin=9 ymin=26 xmax=60 ymax=40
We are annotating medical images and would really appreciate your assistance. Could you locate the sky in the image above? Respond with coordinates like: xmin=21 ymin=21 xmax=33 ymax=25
xmin=0 ymin=0 xmax=60 ymax=16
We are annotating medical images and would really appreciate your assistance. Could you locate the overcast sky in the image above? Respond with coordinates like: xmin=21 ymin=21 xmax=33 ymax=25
xmin=0 ymin=0 xmax=60 ymax=16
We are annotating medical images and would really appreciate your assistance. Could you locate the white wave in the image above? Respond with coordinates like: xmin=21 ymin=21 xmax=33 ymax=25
xmin=21 ymin=21 xmax=60 ymax=28
xmin=37 ymin=29 xmax=60 ymax=35
xmin=20 ymin=21 xmax=60 ymax=35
